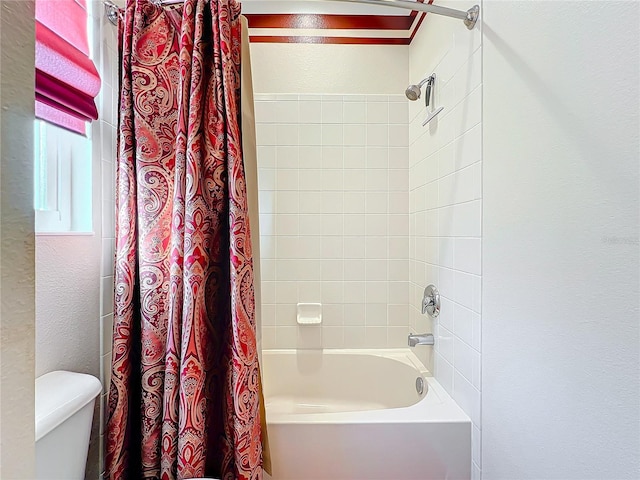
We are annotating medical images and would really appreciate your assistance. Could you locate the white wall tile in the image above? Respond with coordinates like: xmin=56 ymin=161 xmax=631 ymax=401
xmin=275 ymin=304 xmax=296 ymax=325
xmin=453 ymin=337 xmax=474 ymax=383
xmin=322 ymin=147 xmax=343 ymax=169
xmin=322 ymin=326 xmax=344 ymax=348
xmin=262 ymin=304 xmax=276 ymax=326
xmin=299 ymin=101 xmax=321 ymax=124
xmin=344 ymin=259 xmax=366 ymax=280
xmin=344 ymin=102 xmax=366 ymax=124
xmin=256 ymin=124 xmax=277 ymax=145
xmin=365 ymin=326 xmax=387 ymax=348
xmin=298 ymin=281 xmax=321 ymax=301
xmin=344 ymin=326 xmax=367 ymax=347
xmin=276 ymin=169 xmax=298 ymax=191
xmin=100 ymin=276 xmax=114 ymax=316
xmin=454 ymin=238 xmax=482 ymax=275
xmin=276 ymin=326 xmax=296 ymax=348
xmin=299 ymin=125 xmax=321 ymax=145
xmin=453 ymin=302 xmax=474 ymax=347
xmin=365 ymin=303 xmax=387 ymax=326
xmin=255 ymin=101 xmax=275 ymax=123
xmin=389 ymin=102 xmax=408 ymax=125
xmin=367 ymin=125 xmax=388 ymax=147
xmin=101 ymin=237 xmax=115 ymax=276
xmin=257 ymin=146 xmax=276 ymax=168
xmin=322 ymin=101 xmax=343 ymax=124
xmin=344 ymin=304 xmax=366 ymax=326
xmin=299 ymin=146 xmax=322 ymax=168
xmin=101 ymin=314 xmax=113 ymax=355
xmin=276 ymin=101 xmax=299 ymax=124
xmin=263 ymin=326 xmax=276 ymax=349
xmin=344 ymin=125 xmax=367 ymax=146
xmin=276 ymin=146 xmax=298 ymax=168
xmin=344 ymin=147 xmax=366 ymax=168
xmin=322 ymin=124 xmax=343 ymax=145
xmin=297 ymin=326 xmax=322 ymax=349
xmin=102 ymin=353 xmax=112 ymax=394
xmin=365 ymin=282 xmax=387 ymax=303
xmin=435 ymin=352 xmax=454 ymax=395
xmin=257 ymin=94 xmax=410 ymax=350
xmin=472 ymin=425 xmax=482 ymax=469
xmin=389 ymin=125 xmax=409 ymax=147
xmin=366 ymin=192 xmax=388 ymax=214
xmin=367 ymin=102 xmax=389 ymax=124
xmin=437 ymin=326 xmax=454 ymax=364
xmin=453 ymin=371 xmax=480 ymax=426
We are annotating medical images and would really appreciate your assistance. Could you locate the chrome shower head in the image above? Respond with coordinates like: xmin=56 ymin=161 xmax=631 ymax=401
xmin=405 ymin=75 xmax=437 ymax=105
xmin=405 ymin=84 xmax=422 ymax=101
xmin=405 ymin=77 xmax=430 ymax=101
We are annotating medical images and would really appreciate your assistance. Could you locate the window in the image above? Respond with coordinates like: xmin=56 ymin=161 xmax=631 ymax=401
xmin=34 ymin=120 xmax=92 ymax=233
xmin=33 ymin=0 xmax=99 ymax=234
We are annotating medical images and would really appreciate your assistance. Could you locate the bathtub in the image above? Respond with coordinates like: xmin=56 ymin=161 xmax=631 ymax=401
xmin=262 ymin=349 xmax=471 ymax=480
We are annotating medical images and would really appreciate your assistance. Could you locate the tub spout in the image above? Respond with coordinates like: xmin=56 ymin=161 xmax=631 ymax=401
xmin=408 ymin=333 xmax=435 ymax=347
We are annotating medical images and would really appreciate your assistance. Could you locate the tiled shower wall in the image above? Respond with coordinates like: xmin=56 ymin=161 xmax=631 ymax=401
xmin=254 ymin=94 xmax=410 ymax=350
xmin=93 ymin=1 xmax=118 ymax=476
xmin=408 ymin=12 xmax=483 ymax=479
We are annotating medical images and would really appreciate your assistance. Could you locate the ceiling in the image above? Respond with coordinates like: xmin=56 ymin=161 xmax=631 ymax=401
xmin=242 ymin=0 xmax=430 ymax=45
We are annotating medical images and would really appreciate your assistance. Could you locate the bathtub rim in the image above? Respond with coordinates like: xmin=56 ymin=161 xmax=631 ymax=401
xmin=261 ymin=347 xmax=471 ymax=425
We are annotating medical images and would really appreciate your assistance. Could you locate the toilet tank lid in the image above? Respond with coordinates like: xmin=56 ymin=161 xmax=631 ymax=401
xmin=35 ymin=371 xmax=102 ymax=441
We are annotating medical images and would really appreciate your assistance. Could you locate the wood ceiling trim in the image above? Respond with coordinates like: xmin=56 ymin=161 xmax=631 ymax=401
xmin=245 ymin=14 xmax=415 ymax=30
xmin=249 ymin=35 xmax=412 ymax=45
xmin=245 ymin=0 xmax=431 ymax=45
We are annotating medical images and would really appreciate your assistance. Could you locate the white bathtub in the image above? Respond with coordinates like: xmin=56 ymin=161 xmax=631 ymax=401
xmin=262 ymin=349 xmax=471 ymax=480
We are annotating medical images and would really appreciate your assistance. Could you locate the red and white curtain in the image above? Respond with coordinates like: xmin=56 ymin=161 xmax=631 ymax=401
xmin=105 ymin=0 xmax=264 ymax=478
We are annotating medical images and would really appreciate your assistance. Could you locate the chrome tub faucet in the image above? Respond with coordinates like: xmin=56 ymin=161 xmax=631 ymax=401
xmin=408 ymin=333 xmax=435 ymax=347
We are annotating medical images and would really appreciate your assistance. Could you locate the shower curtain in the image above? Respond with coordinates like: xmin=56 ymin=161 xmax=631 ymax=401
xmin=105 ymin=0 xmax=263 ymax=478
xmin=240 ymin=14 xmax=271 ymax=475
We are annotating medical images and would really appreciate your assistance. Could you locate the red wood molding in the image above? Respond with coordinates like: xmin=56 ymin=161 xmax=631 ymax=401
xmin=245 ymin=0 xmax=432 ymax=45
xmin=249 ymin=35 xmax=411 ymax=45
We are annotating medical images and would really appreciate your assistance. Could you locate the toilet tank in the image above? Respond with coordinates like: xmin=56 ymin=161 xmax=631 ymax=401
xmin=35 ymin=371 xmax=102 ymax=480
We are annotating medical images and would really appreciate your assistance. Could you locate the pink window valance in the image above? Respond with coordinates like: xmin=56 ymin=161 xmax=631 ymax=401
xmin=36 ymin=0 xmax=101 ymax=135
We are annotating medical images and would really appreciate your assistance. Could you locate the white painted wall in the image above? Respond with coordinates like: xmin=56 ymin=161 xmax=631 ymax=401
xmin=482 ymin=1 xmax=640 ymax=478
xmin=35 ymin=235 xmax=101 ymax=377
xmin=250 ymin=43 xmax=408 ymax=94
xmin=408 ymin=3 xmax=482 ymax=477
xmin=0 ymin=0 xmax=37 ymax=477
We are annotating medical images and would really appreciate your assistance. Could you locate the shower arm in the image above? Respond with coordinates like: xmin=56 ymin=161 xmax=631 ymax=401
xmin=326 ymin=0 xmax=479 ymax=30
xmin=105 ymin=0 xmax=481 ymax=30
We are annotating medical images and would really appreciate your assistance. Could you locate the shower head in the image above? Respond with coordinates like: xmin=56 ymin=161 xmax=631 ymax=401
xmin=405 ymin=77 xmax=430 ymax=101
xmin=405 ymin=84 xmax=423 ymax=101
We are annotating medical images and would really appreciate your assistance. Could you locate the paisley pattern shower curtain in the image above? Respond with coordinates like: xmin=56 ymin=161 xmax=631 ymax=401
xmin=105 ymin=0 xmax=263 ymax=478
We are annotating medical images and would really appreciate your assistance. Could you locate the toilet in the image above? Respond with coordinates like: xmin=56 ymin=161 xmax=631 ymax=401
xmin=35 ymin=370 xmax=102 ymax=480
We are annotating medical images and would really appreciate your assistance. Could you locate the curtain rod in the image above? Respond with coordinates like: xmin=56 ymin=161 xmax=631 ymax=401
xmin=104 ymin=0 xmax=479 ymax=29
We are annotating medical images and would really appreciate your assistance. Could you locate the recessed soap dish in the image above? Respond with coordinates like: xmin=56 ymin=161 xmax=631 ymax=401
xmin=297 ymin=303 xmax=322 ymax=325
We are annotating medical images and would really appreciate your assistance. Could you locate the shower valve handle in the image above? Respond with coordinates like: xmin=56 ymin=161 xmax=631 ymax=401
xmin=421 ymin=285 xmax=440 ymax=318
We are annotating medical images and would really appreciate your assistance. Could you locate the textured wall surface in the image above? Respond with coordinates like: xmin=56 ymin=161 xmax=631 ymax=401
xmin=250 ymin=43 xmax=408 ymax=95
xmin=482 ymin=1 xmax=640 ymax=478
xmin=0 ymin=0 xmax=37 ymax=477
xmin=35 ymin=236 xmax=101 ymax=377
